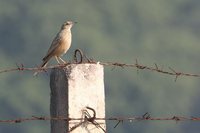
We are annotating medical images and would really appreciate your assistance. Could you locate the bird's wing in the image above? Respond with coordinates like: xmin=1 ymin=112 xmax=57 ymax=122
xmin=47 ymin=33 xmax=62 ymax=54
xmin=42 ymin=33 xmax=62 ymax=60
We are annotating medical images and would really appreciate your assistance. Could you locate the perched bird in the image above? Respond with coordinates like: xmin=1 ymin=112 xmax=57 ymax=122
xmin=34 ymin=21 xmax=76 ymax=75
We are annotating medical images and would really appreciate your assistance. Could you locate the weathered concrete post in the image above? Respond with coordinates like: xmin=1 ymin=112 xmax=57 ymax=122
xmin=50 ymin=63 xmax=106 ymax=133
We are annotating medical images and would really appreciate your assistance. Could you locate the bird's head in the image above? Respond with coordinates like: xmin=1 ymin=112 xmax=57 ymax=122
xmin=61 ymin=21 xmax=77 ymax=30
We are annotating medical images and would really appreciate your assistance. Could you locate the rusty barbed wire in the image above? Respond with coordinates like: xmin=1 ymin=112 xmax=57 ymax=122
xmin=0 ymin=49 xmax=199 ymax=80
xmin=1 ymin=114 xmax=200 ymax=124
xmin=0 ymin=60 xmax=199 ymax=80
xmin=1 ymin=109 xmax=200 ymax=132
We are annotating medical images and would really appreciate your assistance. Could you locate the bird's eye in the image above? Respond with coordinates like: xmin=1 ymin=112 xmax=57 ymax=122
xmin=64 ymin=22 xmax=68 ymax=25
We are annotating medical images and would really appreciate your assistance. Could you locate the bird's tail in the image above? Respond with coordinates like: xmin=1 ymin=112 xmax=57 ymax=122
xmin=33 ymin=55 xmax=52 ymax=76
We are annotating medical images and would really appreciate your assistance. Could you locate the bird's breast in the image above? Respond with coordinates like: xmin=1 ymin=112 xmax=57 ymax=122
xmin=60 ymin=31 xmax=72 ymax=54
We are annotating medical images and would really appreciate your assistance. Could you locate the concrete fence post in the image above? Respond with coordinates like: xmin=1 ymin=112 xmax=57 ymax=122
xmin=50 ymin=63 xmax=106 ymax=133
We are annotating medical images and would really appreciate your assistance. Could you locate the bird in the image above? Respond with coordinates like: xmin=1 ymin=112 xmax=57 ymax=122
xmin=34 ymin=21 xmax=76 ymax=76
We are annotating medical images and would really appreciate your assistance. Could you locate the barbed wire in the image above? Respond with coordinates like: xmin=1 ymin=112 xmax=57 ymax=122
xmin=0 ymin=49 xmax=199 ymax=81
xmin=101 ymin=61 xmax=200 ymax=81
xmin=0 ymin=114 xmax=200 ymax=124
xmin=1 ymin=107 xmax=200 ymax=132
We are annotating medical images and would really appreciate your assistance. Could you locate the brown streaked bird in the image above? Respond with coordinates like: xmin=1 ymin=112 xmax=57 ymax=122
xmin=34 ymin=21 xmax=76 ymax=76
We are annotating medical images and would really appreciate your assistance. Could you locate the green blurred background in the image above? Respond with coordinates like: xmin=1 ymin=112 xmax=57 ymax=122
xmin=0 ymin=0 xmax=200 ymax=133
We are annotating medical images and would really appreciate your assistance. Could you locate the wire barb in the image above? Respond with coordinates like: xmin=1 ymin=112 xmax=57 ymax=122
xmin=114 ymin=120 xmax=123 ymax=128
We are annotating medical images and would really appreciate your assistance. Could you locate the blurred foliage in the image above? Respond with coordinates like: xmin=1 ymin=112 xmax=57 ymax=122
xmin=0 ymin=0 xmax=200 ymax=133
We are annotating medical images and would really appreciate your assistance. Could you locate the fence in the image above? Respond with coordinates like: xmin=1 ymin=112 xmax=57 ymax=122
xmin=0 ymin=49 xmax=199 ymax=133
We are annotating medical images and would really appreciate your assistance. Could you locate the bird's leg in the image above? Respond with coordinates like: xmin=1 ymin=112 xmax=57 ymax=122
xmin=55 ymin=56 xmax=61 ymax=64
xmin=58 ymin=57 xmax=67 ymax=64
